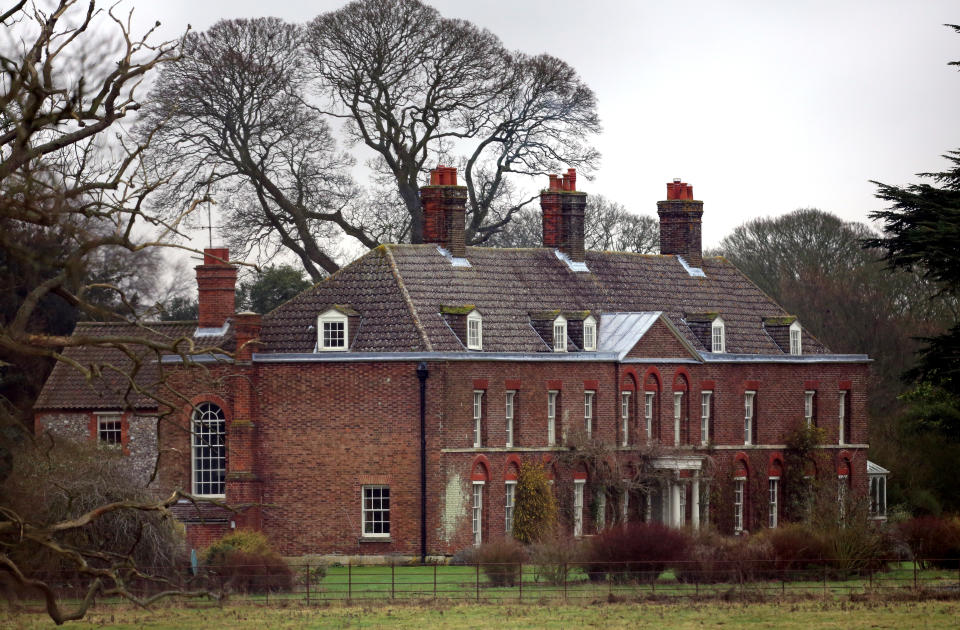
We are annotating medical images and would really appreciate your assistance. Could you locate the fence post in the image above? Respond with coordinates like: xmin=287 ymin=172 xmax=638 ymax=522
xmin=563 ymin=562 xmax=568 ymax=601
xmin=518 ymin=562 xmax=523 ymax=603
xmin=348 ymin=561 xmax=352 ymax=603
xmin=476 ymin=563 xmax=480 ymax=602
xmin=306 ymin=562 xmax=311 ymax=606
xmin=434 ymin=562 xmax=438 ymax=600
xmin=391 ymin=562 xmax=396 ymax=600
xmin=822 ymin=565 xmax=827 ymax=597
xmin=914 ymin=559 xmax=918 ymax=590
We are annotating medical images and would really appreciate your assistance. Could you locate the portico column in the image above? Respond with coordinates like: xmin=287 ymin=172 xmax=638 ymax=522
xmin=692 ymin=473 xmax=701 ymax=531
xmin=670 ymin=477 xmax=682 ymax=527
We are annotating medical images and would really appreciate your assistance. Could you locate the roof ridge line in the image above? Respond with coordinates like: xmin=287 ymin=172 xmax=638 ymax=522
xmin=383 ymin=245 xmax=432 ymax=351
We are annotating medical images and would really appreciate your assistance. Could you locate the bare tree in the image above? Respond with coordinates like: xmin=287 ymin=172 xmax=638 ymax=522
xmin=306 ymin=0 xmax=600 ymax=245
xmin=488 ymin=194 xmax=659 ymax=254
xmin=143 ymin=18 xmax=360 ymax=281
xmin=0 ymin=2 xmax=230 ymax=622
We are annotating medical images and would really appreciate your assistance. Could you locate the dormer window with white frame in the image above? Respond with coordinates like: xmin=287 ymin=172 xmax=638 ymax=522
xmin=466 ymin=310 xmax=483 ymax=350
xmin=789 ymin=321 xmax=802 ymax=355
xmin=583 ymin=315 xmax=597 ymax=351
xmin=553 ymin=315 xmax=567 ymax=352
xmin=318 ymin=309 xmax=348 ymax=351
xmin=711 ymin=317 xmax=726 ymax=353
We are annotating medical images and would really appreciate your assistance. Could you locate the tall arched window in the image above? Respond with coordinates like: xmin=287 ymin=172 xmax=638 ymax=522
xmin=192 ymin=402 xmax=226 ymax=497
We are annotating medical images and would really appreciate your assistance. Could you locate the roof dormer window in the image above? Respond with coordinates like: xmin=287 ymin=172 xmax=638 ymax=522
xmin=711 ymin=317 xmax=726 ymax=353
xmin=466 ymin=310 xmax=482 ymax=350
xmin=318 ymin=308 xmax=348 ymax=351
xmin=553 ymin=315 xmax=567 ymax=353
xmin=789 ymin=321 xmax=802 ymax=355
xmin=583 ymin=315 xmax=597 ymax=352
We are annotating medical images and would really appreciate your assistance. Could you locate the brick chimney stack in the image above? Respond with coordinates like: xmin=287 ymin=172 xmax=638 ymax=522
xmin=540 ymin=168 xmax=587 ymax=262
xmin=657 ymin=179 xmax=704 ymax=268
xmin=195 ymin=247 xmax=237 ymax=329
xmin=420 ymin=165 xmax=468 ymax=258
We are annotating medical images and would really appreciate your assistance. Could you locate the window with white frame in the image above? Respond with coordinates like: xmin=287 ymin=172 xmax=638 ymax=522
xmin=472 ymin=482 xmax=485 ymax=545
xmin=505 ymin=391 xmax=515 ymax=447
xmin=97 ymin=413 xmax=122 ymax=445
xmin=573 ymin=479 xmax=585 ymax=537
xmin=700 ymin=392 xmax=712 ymax=446
xmin=711 ymin=317 xmax=725 ymax=353
xmin=804 ymin=391 xmax=815 ymax=427
xmin=473 ymin=390 xmax=483 ymax=448
xmin=621 ymin=487 xmax=630 ymax=523
xmin=466 ymin=310 xmax=482 ymax=350
xmin=645 ymin=392 xmax=654 ymax=442
xmin=621 ymin=392 xmax=631 ymax=446
xmin=505 ymin=481 xmax=516 ymax=536
xmin=678 ymin=483 xmax=687 ymax=525
xmin=789 ymin=321 xmax=802 ymax=355
xmin=547 ymin=390 xmax=558 ymax=446
xmin=553 ymin=315 xmax=567 ymax=352
xmin=362 ymin=486 xmax=390 ymax=537
xmin=673 ymin=391 xmax=683 ymax=446
xmin=583 ymin=315 xmax=597 ymax=351
xmin=734 ymin=478 xmax=745 ymax=534
xmin=700 ymin=391 xmax=713 ymax=446
xmin=192 ymin=402 xmax=226 ymax=497
xmin=584 ymin=391 xmax=594 ymax=438
xmin=768 ymin=478 xmax=779 ymax=528
xmin=744 ymin=391 xmax=756 ymax=445
xmin=318 ymin=309 xmax=348 ymax=351
xmin=839 ymin=391 xmax=850 ymax=445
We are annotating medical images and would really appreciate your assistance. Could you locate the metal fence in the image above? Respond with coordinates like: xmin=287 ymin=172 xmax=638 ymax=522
xmin=20 ymin=559 xmax=960 ymax=607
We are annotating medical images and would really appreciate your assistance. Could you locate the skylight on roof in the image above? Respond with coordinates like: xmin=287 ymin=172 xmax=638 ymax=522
xmin=554 ymin=249 xmax=589 ymax=273
xmin=675 ymin=256 xmax=706 ymax=278
xmin=436 ymin=245 xmax=471 ymax=267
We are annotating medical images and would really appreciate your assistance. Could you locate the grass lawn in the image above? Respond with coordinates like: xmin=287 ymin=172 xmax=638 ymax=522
xmin=4 ymin=599 xmax=960 ymax=629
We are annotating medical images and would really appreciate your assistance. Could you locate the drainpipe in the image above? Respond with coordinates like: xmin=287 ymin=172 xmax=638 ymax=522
xmin=416 ymin=362 xmax=429 ymax=564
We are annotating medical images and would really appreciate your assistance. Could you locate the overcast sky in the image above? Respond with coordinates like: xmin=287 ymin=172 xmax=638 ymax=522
xmin=134 ymin=0 xmax=959 ymax=249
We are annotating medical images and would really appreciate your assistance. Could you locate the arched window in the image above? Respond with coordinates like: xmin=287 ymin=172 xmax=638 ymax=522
xmin=582 ymin=315 xmax=597 ymax=351
xmin=789 ymin=321 xmax=802 ymax=355
xmin=192 ymin=402 xmax=226 ymax=497
xmin=711 ymin=317 xmax=725 ymax=353
xmin=466 ymin=310 xmax=483 ymax=350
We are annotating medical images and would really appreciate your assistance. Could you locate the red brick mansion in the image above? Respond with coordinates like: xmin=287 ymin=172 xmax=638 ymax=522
xmin=34 ymin=168 xmax=886 ymax=557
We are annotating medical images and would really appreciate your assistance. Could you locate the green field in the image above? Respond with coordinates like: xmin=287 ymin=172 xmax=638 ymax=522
xmin=5 ymin=600 xmax=960 ymax=630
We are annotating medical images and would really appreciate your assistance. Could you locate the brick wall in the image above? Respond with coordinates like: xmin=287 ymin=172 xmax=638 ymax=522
xmin=154 ymin=352 xmax=868 ymax=557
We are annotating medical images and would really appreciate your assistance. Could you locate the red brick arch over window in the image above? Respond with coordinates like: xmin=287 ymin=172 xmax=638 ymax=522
xmin=837 ymin=450 xmax=853 ymax=476
xmin=573 ymin=462 xmax=588 ymax=481
xmin=733 ymin=452 xmax=750 ymax=477
xmin=471 ymin=455 xmax=491 ymax=482
xmin=672 ymin=367 xmax=691 ymax=392
xmin=504 ymin=455 xmax=522 ymax=481
xmin=768 ymin=452 xmax=784 ymax=477
xmin=620 ymin=367 xmax=640 ymax=391
xmin=643 ymin=367 xmax=662 ymax=391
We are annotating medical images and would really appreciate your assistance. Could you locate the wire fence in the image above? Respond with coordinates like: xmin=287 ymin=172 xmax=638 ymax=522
xmin=16 ymin=558 xmax=960 ymax=608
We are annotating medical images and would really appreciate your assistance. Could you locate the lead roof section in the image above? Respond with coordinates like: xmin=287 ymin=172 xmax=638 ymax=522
xmin=261 ymin=245 xmax=829 ymax=355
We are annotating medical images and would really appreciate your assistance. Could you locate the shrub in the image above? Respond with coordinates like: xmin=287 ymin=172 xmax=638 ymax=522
xmin=754 ymin=523 xmax=829 ymax=579
xmin=204 ymin=531 xmax=292 ymax=593
xmin=898 ymin=516 xmax=960 ymax=569
xmin=450 ymin=546 xmax=478 ymax=566
xmin=512 ymin=462 xmax=557 ymax=543
xmin=584 ymin=522 xmax=690 ymax=583
xmin=530 ymin=534 xmax=584 ymax=585
xmin=477 ymin=538 xmax=526 ymax=586
xmin=678 ymin=530 xmax=773 ymax=583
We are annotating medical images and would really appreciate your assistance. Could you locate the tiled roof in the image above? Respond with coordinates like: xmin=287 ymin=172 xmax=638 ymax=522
xmin=35 ymin=321 xmax=232 ymax=410
xmin=261 ymin=245 xmax=829 ymax=355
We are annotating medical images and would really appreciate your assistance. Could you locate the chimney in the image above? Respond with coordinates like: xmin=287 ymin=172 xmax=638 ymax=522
xmin=233 ymin=311 xmax=262 ymax=362
xmin=195 ymin=247 xmax=237 ymax=329
xmin=657 ymin=179 xmax=704 ymax=267
xmin=540 ymin=168 xmax=587 ymax=262
xmin=420 ymin=165 xmax=467 ymax=258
